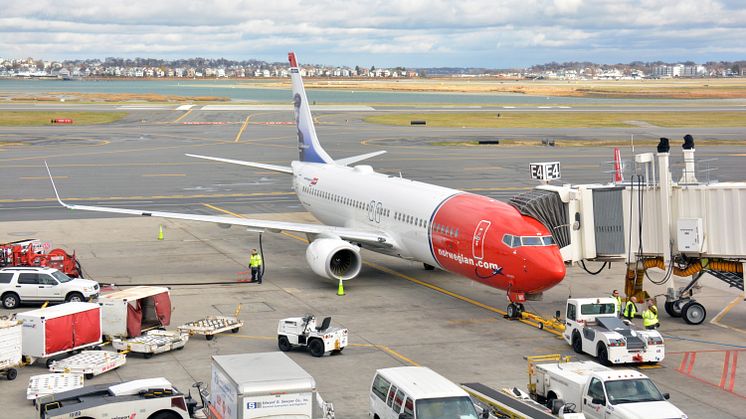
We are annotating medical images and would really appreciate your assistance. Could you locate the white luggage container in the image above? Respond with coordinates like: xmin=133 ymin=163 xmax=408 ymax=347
xmin=48 ymin=350 xmax=126 ymax=379
xmin=27 ymin=373 xmax=84 ymax=402
xmin=98 ymin=286 xmax=172 ymax=339
xmin=0 ymin=318 xmax=23 ymax=380
xmin=17 ymin=302 xmax=102 ymax=366
xmin=112 ymin=330 xmax=188 ymax=358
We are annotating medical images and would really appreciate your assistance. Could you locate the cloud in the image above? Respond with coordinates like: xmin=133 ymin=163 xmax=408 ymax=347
xmin=0 ymin=0 xmax=743 ymax=67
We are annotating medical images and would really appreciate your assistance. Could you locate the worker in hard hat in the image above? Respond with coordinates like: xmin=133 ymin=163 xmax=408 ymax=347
xmin=623 ymin=296 xmax=639 ymax=320
xmin=642 ymin=299 xmax=660 ymax=329
xmin=249 ymin=249 xmax=263 ymax=284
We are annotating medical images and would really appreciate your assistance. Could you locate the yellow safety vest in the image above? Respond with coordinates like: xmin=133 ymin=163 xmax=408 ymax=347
xmin=612 ymin=295 xmax=623 ymax=313
xmin=249 ymin=254 xmax=263 ymax=268
xmin=624 ymin=301 xmax=637 ymax=319
xmin=642 ymin=307 xmax=659 ymax=327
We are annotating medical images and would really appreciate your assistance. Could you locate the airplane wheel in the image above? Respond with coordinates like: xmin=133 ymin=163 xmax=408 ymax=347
xmin=682 ymin=301 xmax=706 ymax=325
xmin=665 ymin=300 xmax=684 ymax=317
xmin=506 ymin=304 xmax=520 ymax=319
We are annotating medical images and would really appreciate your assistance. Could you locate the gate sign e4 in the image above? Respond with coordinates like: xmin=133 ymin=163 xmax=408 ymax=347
xmin=529 ymin=162 xmax=561 ymax=181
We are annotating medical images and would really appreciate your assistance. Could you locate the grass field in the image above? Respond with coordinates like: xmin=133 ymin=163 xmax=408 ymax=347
xmin=364 ymin=111 xmax=746 ymax=128
xmin=0 ymin=111 xmax=127 ymax=126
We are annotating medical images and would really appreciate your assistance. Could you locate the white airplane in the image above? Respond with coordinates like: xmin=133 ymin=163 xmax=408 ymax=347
xmin=47 ymin=52 xmax=565 ymax=316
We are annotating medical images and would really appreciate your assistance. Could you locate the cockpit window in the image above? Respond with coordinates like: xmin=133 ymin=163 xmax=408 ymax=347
xmin=521 ymin=236 xmax=544 ymax=246
xmin=542 ymin=236 xmax=555 ymax=245
xmin=502 ymin=234 xmax=515 ymax=248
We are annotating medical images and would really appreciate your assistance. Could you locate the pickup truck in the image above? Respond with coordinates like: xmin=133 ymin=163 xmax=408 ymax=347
xmin=563 ymin=298 xmax=664 ymax=365
xmin=528 ymin=357 xmax=687 ymax=419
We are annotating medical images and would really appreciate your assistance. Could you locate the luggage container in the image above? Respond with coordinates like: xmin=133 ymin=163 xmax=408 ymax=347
xmin=48 ymin=350 xmax=126 ymax=379
xmin=0 ymin=318 xmax=23 ymax=380
xmin=98 ymin=286 xmax=172 ymax=338
xmin=17 ymin=302 xmax=102 ymax=366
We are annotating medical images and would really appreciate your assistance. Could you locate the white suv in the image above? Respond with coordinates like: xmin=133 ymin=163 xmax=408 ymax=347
xmin=0 ymin=267 xmax=99 ymax=309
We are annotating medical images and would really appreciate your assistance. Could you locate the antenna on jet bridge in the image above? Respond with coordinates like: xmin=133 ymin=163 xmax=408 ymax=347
xmin=399 ymin=171 xmax=402 ymax=178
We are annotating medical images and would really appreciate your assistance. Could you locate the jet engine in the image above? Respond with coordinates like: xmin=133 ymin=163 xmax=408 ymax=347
xmin=305 ymin=238 xmax=362 ymax=280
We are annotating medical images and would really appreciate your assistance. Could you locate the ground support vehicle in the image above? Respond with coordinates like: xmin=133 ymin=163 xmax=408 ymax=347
xmin=98 ymin=285 xmax=172 ymax=339
xmin=112 ymin=329 xmax=188 ymax=358
xmin=0 ymin=267 xmax=99 ymax=309
xmin=36 ymin=377 xmax=204 ymax=419
xmin=0 ymin=317 xmax=23 ymax=380
xmin=527 ymin=355 xmax=686 ymax=418
xmin=563 ymin=298 xmax=664 ymax=365
xmin=27 ymin=373 xmax=84 ymax=403
xmin=208 ymin=351 xmax=335 ymax=419
xmin=48 ymin=350 xmax=126 ymax=379
xmin=463 ymin=382 xmax=561 ymax=419
xmin=277 ymin=315 xmax=348 ymax=357
xmin=1 ymin=239 xmax=83 ymax=278
xmin=178 ymin=311 xmax=243 ymax=341
xmin=17 ymin=302 xmax=102 ymax=367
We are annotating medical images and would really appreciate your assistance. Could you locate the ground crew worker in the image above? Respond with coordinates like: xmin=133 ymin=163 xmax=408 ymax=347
xmin=623 ymin=296 xmax=638 ymax=320
xmin=611 ymin=289 xmax=623 ymax=314
xmin=642 ymin=299 xmax=660 ymax=329
xmin=249 ymin=248 xmax=263 ymax=284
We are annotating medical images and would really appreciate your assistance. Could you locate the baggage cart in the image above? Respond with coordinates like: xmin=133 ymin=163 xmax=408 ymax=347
xmin=178 ymin=306 xmax=243 ymax=340
xmin=48 ymin=350 xmax=126 ymax=379
xmin=27 ymin=373 xmax=84 ymax=403
xmin=112 ymin=330 xmax=188 ymax=358
xmin=98 ymin=286 xmax=172 ymax=339
xmin=0 ymin=318 xmax=23 ymax=380
xmin=17 ymin=302 xmax=102 ymax=367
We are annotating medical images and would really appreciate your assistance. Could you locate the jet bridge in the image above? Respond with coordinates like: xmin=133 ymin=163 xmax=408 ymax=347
xmin=510 ymin=136 xmax=745 ymax=325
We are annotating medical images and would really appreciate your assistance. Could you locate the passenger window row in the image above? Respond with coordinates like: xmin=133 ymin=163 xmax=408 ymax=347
xmin=302 ymin=186 xmax=391 ymax=217
xmin=393 ymin=212 xmax=432 ymax=230
xmin=432 ymin=222 xmax=458 ymax=238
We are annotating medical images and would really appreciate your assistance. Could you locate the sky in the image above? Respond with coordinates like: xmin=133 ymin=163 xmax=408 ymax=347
xmin=1 ymin=0 xmax=744 ymax=68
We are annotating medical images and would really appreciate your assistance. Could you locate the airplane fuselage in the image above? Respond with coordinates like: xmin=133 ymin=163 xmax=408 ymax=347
xmin=292 ymin=161 xmax=565 ymax=298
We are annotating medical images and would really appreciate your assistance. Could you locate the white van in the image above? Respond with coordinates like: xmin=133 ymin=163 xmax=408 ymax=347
xmin=369 ymin=366 xmax=481 ymax=419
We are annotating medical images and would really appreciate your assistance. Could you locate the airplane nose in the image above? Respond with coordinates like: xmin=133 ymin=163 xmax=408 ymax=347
xmin=531 ymin=249 xmax=566 ymax=292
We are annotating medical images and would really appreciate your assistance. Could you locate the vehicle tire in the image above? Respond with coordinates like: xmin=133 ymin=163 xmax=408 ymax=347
xmin=597 ymin=343 xmax=611 ymax=366
xmin=308 ymin=339 xmax=325 ymax=357
xmin=148 ymin=411 xmax=181 ymax=419
xmin=665 ymin=300 xmax=684 ymax=317
xmin=278 ymin=336 xmax=292 ymax=352
xmin=144 ymin=352 xmax=154 ymax=359
xmin=550 ymin=398 xmax=565 ymax=415
xmin=65 ymin=292 xmax=84 ymax=303
xmin=571 ymin=331 xmax=583 ymax=354
xmin=7 ymin=368 xmax=17 ymax=381
xmin=205 ymin=334 xmax=214 ymax=341
xmin=506 ymin=303 xmax=519 ymax=319
xmin=2 ymin=292 xmax=20 ymax=309
xmin=46 ymin=358 xmax=56 ymax=369
xmin=85 ymin=373 xmax=94 ymax=380
xmin=331 ymin=348 xmax=344 ymax=355
xmin=231 ymin=327 xmax=240 ymax=333
xmin=682 ymin=301 xmax=706 ymax=325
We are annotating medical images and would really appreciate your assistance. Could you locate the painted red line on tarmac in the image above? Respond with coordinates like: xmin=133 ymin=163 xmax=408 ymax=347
xmin=676 ymin=368 xmax=746 ymax=400
xmin=687 ymin=352 xmax=696 ymax=374
xmin=669 ymin=349 xmax=746 ymax=354
xmin=679 ymin=352 xmax=689 ymax=372
xmin=251 ymin=121 xmax=294 ymax=125
xmin=729 ymin=351 xmax=739 ymax=392
xmin=721 ymin=351 xmax=731 ymax=388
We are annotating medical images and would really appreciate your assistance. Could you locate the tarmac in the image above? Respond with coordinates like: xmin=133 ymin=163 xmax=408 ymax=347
xmin=1 ymin=105 xmax=745 ymax=418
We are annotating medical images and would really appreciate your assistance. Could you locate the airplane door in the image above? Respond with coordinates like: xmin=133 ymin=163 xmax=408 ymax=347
xmin=472 ymin=220 xmax=491 ymax=260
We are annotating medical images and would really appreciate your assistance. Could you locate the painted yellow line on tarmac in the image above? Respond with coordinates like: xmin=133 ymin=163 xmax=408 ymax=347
xmin=0 ymin=191 xmax=294 ymax=204
xmin=201 ymin=203 xmax=561 ymax=337
xmin=235 ymin=115 xmax=251 ymax=142
xmin=711 ymin=293 xmax=746 ymax=335
xmin=142 ymin=173 xmax=186 ymax=177
xmin=172 ymin=109 xmax=193 ymax=123
xmin=20 ymin=176 xmax=68 ymax=180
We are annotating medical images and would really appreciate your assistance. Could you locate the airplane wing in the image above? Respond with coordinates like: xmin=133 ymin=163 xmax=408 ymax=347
xmin=185 ymin=153 xmax=292 ymax=174
xmin=45 ymin=163 xmax=393 ymax=247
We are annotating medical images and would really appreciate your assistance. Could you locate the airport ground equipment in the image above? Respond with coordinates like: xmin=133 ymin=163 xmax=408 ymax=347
xmin=0 ymin=239 xmax=83 ymax=278
xmin=178 ymin=305 xmax=243 ymax=340
xmin=98 ymin=285 xmax=172 ymax=338
xmin=0 ymin=317 xmax=22 ymax=380
xmin=512 ymin=136 xmax=745 ymax=325
xmin=36 ymin=377 xmax=200 ymax=419
xmin=563 ymin=298 xmax=664 ymax=365
xmin=27 ymin=373 xmax=84 ymax=403
xmin=277 ymin=315 xmax=348 ymax=357
xmin=526 ymin=355 xmax=686 ymax=418
xmin=0 ymin=266 xmax=100 ymax=309
xmin=112 ymin=329 xmax=188 ymax=358
xmin=48 ymin=350 xmax=126 ymax=379
xmin=208 ymin=352 xmax=335 ymax=419
xmin=16 ymin=302 xmax=102 ymax=367
xmin=462 ymin=382 xmax=560 ymax=419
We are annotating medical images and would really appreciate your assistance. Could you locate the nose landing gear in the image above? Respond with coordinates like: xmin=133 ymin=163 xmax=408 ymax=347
xmin=506 ymin=303 xmax=525 ymax=319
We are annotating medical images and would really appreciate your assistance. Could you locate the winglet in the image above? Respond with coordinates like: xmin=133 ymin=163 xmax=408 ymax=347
xmin=44 ymin=161 xmax=72 ymax=209
xmin=288 ymin=52 xmax=298 ymax=68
